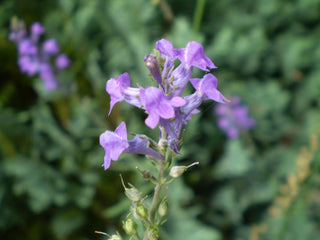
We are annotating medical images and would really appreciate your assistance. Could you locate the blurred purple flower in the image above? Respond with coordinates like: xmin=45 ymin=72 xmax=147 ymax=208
xmin=18 ymin=39 xmax=37 ymax=55
xmin=9 ymin=18 xmax=71 ymax=90
xmin=56 ymin=54 xmax=71 ymax=69
xmin=215 ymin=96 xmax=255 ymax=139
xmin=31 ymin=22 xmax=44 ymax=35
xmin=40 ymin=64 xmax=57 ymax=90
xmin=18 ymin=56 xmax=39 ymax=76
xmin=43 ymin=39 xmax=60 ymax=55
xmin=8 ymin=18 xmax=26 ymax=42
xmin=30 ymin=22 xmax=44 ymax=42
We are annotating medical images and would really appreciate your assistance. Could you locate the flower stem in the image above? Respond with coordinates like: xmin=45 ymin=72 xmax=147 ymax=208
xmin=149 ymin=159 xmax=165 ymax=223
xmin=143 ymin=127 xmax=168 ymax=240
xmin=192 ymin=0 xmax=207 ymax=33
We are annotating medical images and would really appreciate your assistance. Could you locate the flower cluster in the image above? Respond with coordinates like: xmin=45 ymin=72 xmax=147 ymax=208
xmin=215 ymin=96 xmax=255 ymax=139
xmin=100 ymin=39 xmax=229 ymax=169
xmin=9 ymin=18 xmax=71 ymax=90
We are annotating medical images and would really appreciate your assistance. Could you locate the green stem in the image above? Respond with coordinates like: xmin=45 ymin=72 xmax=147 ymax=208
xmin=192 ymin=0 xmax=207 ymax=33
xmin=143 ymin=127 xmax=168 ymax=240
xmin=149 ymin=160 xmax=165 ymax=223
xmin=143 ymin=160 xmax=165 ymax=240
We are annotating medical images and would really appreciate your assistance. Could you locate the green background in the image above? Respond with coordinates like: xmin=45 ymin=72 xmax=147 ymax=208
xmin=1 ymin=0 xmax=320 ymax=239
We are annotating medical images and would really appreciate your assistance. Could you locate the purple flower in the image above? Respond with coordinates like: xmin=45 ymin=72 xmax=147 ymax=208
xmin=215 ymin=96 xmax=255 ymax=139
xmin=190 ymin=74 xmax=229 ymax=103
xmin=101 ymin=39 xmax=229 ymax=165
xmin=99 ymin=122 xmax=129 ymax=169
xmin=140 ymin=87 xmax=186 ymax=129
xmin=153 ymin=39 xmax=219 ymax=97
xmin=99 ymin=122 xmax=163 ymax=170
xmin=106 ymin=72 xmax=142 ymax=115
xmin=56 ymin=54 xmax=71 ymax=69
xmin=156 ymin=39 xmax=179 ymax=60
xmin=176 ymin=41 xmax=217 ymax=71
xmin=179 ymin=74 xmax=228 ymax=120
xmin=160 ymin=74 xmax=228 ymax=150
xmin=43 ymin=39 xmax=60 ymax=55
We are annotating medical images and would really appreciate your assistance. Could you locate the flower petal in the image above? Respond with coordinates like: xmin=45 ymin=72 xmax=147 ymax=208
xmin=178 ymin=41 xmax=217 ymax=71
xmin=156 ymin=39 xmax=178 ymax=59
xmin=170 ymin=96 xmax=186 ymax=107
xmin=114 ymin=121 xmax=128 ymax=140
xmin=145 ymin=112 xmax=159 ymax=129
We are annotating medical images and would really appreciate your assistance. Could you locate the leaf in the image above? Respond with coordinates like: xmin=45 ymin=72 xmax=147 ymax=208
xmin=51 ymin=209 xmax=85 ymax=238
xmin=214 ymin=139 xmax=252 ymax=178
xmin=164 ymin=178 xmax=221 ymax=240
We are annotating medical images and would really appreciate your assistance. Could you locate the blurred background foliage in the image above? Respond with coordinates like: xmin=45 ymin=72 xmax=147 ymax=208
xmin=1 ymin=0 xmax=320 ymax=239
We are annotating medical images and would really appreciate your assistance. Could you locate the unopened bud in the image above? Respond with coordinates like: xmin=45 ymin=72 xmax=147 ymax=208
xmin=122 ymin=218 xmax=137 ymax=235
xmin=125 ymin=183 xmax=141 ymax=202
xmin=109 ymin=233 xmax=122 ymax=240
xmin=94 ymin=231 xmax=122 ymax=240
xmin=137 ymin=203 xmax=148 ymax=219
xmin=144 ymin=54 xmax=162 ymax=85
xmin=132 ymin=203 xmax=148 ymax=220
xmin=158 ymin=197 xmax=168 ymax=217
xmin=169 ymin=166 xmax=186 ymax=178
xmin=120 ymin=175 xmax=141 ymax=202
xmin=146 ymin=226 xmax=159 ymax=240
xmin=169 ymin=162 xmax=199 ymax=178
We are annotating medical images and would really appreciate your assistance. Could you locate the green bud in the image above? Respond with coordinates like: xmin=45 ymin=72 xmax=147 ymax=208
xmin=122 ymin=218 xmax=137 ymax=235
xmin=169 ymin=162 xmax=199 ymax=178
xmin=109 ymin=233 xmax=122 ymax=240
xmin=158 ymin=197 xmax=168 ymax=217
xmin=94 ymin=231 xmax=122 ymax=240
xmin=120 ymin=175 xmax=141 ymax=202
xmin=169 ymin=166 xmax=186 ymax=178
xmin=136 ymin=203 xmax=148 ymax=220
xmin=131 ymin=202 xmax=148 ymax=221
xmin=125 ymin=183 xmax=141 ymax=202
xmin=146 ymin=226 xmax=159 ymax=240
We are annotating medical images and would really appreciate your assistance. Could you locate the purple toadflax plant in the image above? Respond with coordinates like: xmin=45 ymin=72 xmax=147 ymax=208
xmin=9 ymin=17 xmax=71 ymax=90
xmin=215 ymin=95 xmax=255 ymax=139
xmin=98 ymin=39 xmax=229 ymax=240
